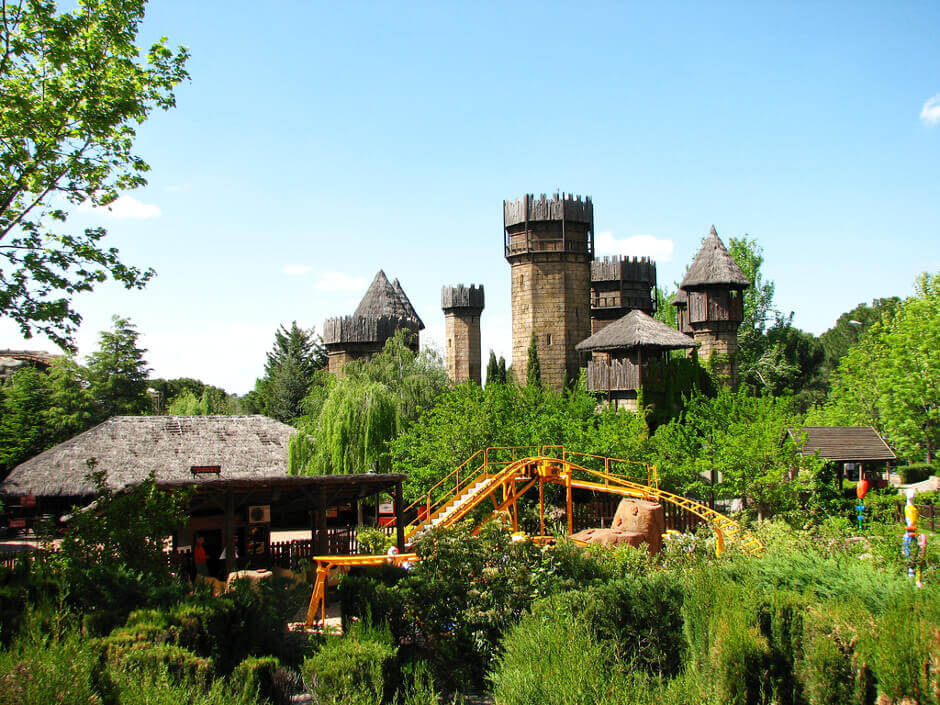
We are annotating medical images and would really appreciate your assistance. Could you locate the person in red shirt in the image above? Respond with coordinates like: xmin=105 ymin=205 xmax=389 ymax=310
xmin=194 ymin=535 xmax=208 ymax=577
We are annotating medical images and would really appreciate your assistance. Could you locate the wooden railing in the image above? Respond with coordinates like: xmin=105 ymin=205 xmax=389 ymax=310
xmin=586 ymin=359 xmax=640 ymax=392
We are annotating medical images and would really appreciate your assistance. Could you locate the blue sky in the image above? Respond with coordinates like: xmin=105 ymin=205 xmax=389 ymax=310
xmin=3 ymin=1 xmax=939 ymax=394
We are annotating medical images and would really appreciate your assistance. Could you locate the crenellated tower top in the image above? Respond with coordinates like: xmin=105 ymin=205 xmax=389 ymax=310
xmin=503 ymin=192 xmax=594 ymax=261
xmin=441 ymin=284 xmax=485 ymax=312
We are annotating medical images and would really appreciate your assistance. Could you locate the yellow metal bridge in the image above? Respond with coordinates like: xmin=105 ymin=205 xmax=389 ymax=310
xmin=306 ymin=446 xmax=763 ymax=627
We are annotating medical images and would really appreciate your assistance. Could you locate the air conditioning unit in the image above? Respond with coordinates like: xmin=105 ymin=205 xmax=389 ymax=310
xmin=248 ymin=505 xmax=271 ymax=524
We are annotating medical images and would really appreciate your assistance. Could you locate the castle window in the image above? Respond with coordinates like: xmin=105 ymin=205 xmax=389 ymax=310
xmin=546 ymin=334 xmax=552 ymax=345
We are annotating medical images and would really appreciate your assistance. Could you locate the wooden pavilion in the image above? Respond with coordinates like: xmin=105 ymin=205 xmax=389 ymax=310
xmin=576 ymin=309 xmax=697 ymax=410
xmin=0 ymin=415 xmax=407 ymax=574
xmin=788 ymin=426 xmax=897 ymax=488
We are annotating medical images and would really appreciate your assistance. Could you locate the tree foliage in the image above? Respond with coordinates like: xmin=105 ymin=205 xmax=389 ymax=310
xmin=389 ymin=381 xmax=649 ymax=502
xmin=650 ymin=387 xmax=811 ymax=516
xmin=290 ymin=332 xmax=450 ymax=476
xmin=526 ymin=333 xmax=541 ymax=388
xmin=0 ymin=0 xmax=189 ymax=347
xmin=85 ymin=314 xmax=151 ymax=418
xmin=248 ymin=321 xmax=326 ymax=422
xmin=812 ymin=273 xmax=939 ymax=463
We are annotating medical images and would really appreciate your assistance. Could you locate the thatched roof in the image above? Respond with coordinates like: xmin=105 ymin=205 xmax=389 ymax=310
xmin=353 ymin=270 xmax=425 ymax=330
xmin=678 ymin=226 xmax=750 ymax=289
xmin=0 ymin=415 xmax=298 ymax=498
xmin=576 ymin=310 xmax=697 ymax=352
xmin=789 ymin=426 xmax=896 ymax=463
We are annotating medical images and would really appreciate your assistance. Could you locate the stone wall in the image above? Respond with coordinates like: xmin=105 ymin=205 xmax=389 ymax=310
xmin=511 ymin=254 xmax=591 ymax=389
xmin=444 ymin=311 xmax=482 ymax=385
xmin=692 ymin=328 xmax=739 ymax=386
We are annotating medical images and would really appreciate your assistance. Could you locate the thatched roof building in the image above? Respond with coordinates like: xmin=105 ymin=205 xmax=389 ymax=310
xmin=576 ymin=310 xmax=696 ymax=353
xmin=0 ymin=415 xmax=299 ymax=498
xmin=323 ymin=270 xmax=424 ymax=376
xmin=678 ymin=226 xmax=750 ymax=289
xmin=351 ymin=270 xmax=424 ymax=330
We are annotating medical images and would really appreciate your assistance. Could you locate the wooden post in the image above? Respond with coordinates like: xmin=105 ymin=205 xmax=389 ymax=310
xmin=224 ymin=491 xmax=235 ymax=576
xmin=317 ymin=485 xmax=328 ymax=555
xmin=539 ymin=475 xmax=545 ymax=537
xmin=566 ymin=469 xmax=573 ymax=535
xmin=394 ymin=482 xmax=405 ymax=553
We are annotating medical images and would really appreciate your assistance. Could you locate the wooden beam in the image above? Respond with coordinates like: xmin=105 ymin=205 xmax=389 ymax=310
xmin=394 ymin=482 xmax=405 ymax=553
xmin=224 ymin=491 xmax=235 ymax=575
xmin=317 ymin=485 xmax=329 ymax=555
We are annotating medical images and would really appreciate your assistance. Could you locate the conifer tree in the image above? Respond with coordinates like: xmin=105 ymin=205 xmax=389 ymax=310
xmin=486 ymin=350 xmax=500 ymax=386
xmin=86 ymin=316 xmax=152 ymax=419
xmin=526 ymin=334 xmax=541 ymax=388
xmin=498 ymin=356 xmax=508 ymax=384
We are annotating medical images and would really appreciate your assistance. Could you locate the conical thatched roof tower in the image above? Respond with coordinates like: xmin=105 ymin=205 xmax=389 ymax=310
xmin=323 ymin=270 xmax=423 ymax=377
xmin=673 ymin=227 xmax=749 ymax=386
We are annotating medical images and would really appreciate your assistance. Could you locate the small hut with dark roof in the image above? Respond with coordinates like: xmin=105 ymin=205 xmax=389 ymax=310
xmin=576 ymin=310 xmax=696 ymax=410
xmin=788 ymin=426 xmax=896 ymax=488
xmin=672 ymin=226 xmax=749 ymax=385
xmin=323 ymin=270 xmax=424 ymax=376
xmin=0 ymin=415 xmax=409 ymax=572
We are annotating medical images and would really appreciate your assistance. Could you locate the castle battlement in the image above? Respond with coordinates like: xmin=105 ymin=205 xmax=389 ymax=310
xmin=503 ymin=192 xmax=593 ymax=229
xmin=441 ymin=284 xmax=485 ymax=311
xmin=591 ymin=255 xmax=657 ymax=284
xmin=322 ymin=315 xmax=420 ymax=346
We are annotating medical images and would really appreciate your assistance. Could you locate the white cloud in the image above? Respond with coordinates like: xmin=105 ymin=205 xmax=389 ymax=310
xmin=595 ymin=231 xmax=674 ymax=262
xmin=920 ymin=94 xmax=940 ymax=126
xmin=78 ymin=195 xmax=161 ymax=219
xmin=314 ymin=272 xmax=368 ymax=292
xmin=283 ymin=265 xmax=313 ymax=276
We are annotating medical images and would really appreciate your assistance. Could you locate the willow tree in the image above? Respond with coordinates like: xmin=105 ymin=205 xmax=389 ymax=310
xmin=288 ymin=332 xmax=449 ymax=475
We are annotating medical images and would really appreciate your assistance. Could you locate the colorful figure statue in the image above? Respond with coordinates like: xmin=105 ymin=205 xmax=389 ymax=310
xmin=855 ymin=477 xmax=869 ymax=528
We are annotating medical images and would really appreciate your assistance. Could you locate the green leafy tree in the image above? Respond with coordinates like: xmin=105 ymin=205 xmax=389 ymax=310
xmin=390 ymin=380 xmax=649 ymax=502
xmin=818 ymin=297 xmax=901 ymax=377
xmin=650 ymin=387 xmax=808 ymax=517
xmin=526 ymin=333 xmax=541 ymax=388
xmin=653 ymin=285 xmax=677 ymax=328
xmin=0 ymin=0 xmax=189 ymax=348
xmin=86 ymin=315 xmax=152 ymax=418
xmin=290 ymin=332 xmax=449 ymax=475
xmin=151 ymin=377 xmax=239 ymax=414
xmin=811 ymin=273 xmax=938 ymax=463
xmin=727 ymin=237 xmax=778 ymax=381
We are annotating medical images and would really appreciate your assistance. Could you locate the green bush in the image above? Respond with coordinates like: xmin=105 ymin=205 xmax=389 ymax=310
xmin=794 ymin=602 xmax=874 ymax=705
xmin=119 ymin=643 xmax=212 ymax=684
xmin=301 ymin=621 xmax=398 ymax=705
xmin=492 ymin=609 xmax=617 ymax=705
xmin=897 ymin=464 xmax=934 ymax=484
xmin=232 ymin=655 xmax=302 ymax=705
xmin=357 ymin=526 xmax=394 ymax=554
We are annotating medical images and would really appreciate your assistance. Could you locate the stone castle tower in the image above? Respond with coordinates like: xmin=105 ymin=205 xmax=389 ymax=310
xmin=590 ymin=256 xmax=657 ymax=334
xmin=672 ymin=226 xmax=749 ymax=385
xmin=504 ymin=193 xmax=594 ymax=390
xmin=441 ymin=284 xmax=484 ymax=385
xmin=322 ymin=270 xmax=424 ymax=377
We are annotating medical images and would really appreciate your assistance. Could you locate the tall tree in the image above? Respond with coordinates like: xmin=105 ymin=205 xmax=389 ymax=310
xmin=289 ymin=332 xmax=449 ymax=475
xmin=526 ymin=333 xmax=541 ymax=388
xmin=251 ymin=321 xmax=326 ymax=422
xmin=0 ymin=0 xmax=189 ymax=348
xmin=486 ymin=350 xmax=500 ymax=386
xmin=652 ymin=285 xmax=677 ymax=328
xmin=86 ymin=315 xmax=151 ymax=418
xmin=0 ymin=367 xmax=52 ymax=476
xmin=728 ymin=236 xmax=777 ymax=375
xmin=811 ymin=272 xmax=939 ymax=463
xmin=818 ymin=297 xmax=901 ymax=376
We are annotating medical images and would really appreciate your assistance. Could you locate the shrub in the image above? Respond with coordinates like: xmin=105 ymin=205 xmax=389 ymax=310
xmin=794 ymin=602 xmax=874 ymax=705
xmin=119 ymin=643 xmax=212 ymax=684
xmin=232 ymin=655 xmax=303 ymax=705
xmin=301 ymin=620 xmax=397 ymax=705
xmin=492 ymin=609 xmax=617 ymax=705
xmin=897 ymin=464 xmax=934 ymax=484
xmin=357 ymin=526 xmax=394 ymax=554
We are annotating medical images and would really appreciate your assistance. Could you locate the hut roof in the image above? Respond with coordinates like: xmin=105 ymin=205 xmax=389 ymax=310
xmin=0 ymin=415 xmax=299 ymax=498
xmin=678 ymin=226 xmax=750 ymax=289
xmin=353 ymin=270 xmax=425 ymax=330
xmin=575 ymin=310 xmax=697 ymax=353
xmin=789 ymin=426 xmax=897 ymax=463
